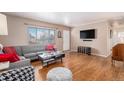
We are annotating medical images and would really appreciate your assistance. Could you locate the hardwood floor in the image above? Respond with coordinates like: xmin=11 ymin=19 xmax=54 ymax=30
xmin=31 ymin=52 xmax=124 ymax=81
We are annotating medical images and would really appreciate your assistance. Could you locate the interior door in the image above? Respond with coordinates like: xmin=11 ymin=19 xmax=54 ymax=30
xmin=63 ymin=30 xmax=70 ymax=51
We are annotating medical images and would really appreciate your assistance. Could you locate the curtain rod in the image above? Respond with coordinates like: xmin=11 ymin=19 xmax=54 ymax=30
xmin=24 ymin=23 xmax=58 ymax=30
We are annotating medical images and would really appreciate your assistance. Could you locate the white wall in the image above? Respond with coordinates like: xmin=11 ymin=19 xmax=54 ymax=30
xmin=71 ymin=21 xmax=111 ymax=57
xmin=107 ymin=24 xmax=112 ymax=56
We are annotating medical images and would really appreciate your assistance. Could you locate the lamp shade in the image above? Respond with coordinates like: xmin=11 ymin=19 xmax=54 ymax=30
xmin=0 ymin=44 xmax=3 ymax=50
xmin=0 ymin=13 xmax=8 ymax=35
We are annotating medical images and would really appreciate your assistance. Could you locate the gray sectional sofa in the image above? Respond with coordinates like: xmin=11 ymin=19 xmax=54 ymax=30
xmin=3 ymin=44 xmax=46 ymax=70
xmin=13 ymin=44 xmax=45 ymax=61
xmin=0 ymin=44 xmax=50 ymax=81
xmin=9 ymin=58 xmax=31 ymax=70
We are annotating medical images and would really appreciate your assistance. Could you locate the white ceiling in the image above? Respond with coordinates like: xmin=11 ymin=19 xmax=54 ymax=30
xmin=4 ymin=12 xmax=124 ymax=27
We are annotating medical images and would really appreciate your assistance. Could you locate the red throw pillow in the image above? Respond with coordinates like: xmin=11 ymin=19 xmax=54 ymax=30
xmin=3 ymin=47 xmax=17 ymax=54
xmin=45 ymin=44 xmax=55 ymax=51
xmin=0 ymin=54 xmax=20 ymax=63
xmin=3 ymin=46 xmax=20 ymax=62
xmin=0 ymin=54 xmax=11 ymax=62
xmin=9 ymin=54 xmax=20 ymax=62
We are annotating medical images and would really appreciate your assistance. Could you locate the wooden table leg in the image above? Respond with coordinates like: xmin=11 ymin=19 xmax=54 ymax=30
xmin=61 ymin=58 xmax=63 ymax=63
xmin=47 ymin=62 xmax=48 ymax=67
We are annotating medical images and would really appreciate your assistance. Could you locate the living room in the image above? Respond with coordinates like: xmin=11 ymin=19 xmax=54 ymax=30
xmin=1 ymin=0 xmax=124 ymax=93
xmin=1 ymin=12 xmax=124 ymax=81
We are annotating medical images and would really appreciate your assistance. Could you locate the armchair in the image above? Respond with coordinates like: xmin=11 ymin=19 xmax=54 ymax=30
xmin=112 ymin=44 xmax=124 ymax=65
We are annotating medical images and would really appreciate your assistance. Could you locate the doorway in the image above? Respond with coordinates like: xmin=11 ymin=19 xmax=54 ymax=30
xmin=63 ymin=30 xmax=70 ymax=51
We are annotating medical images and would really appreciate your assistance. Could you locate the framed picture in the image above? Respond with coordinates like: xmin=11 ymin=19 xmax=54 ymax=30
xmin=58 ymin=31 xmax=62 ymax=38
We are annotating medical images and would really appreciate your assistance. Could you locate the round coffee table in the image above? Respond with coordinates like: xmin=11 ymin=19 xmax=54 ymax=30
xmin=47 ymin=67 xmax=72 ymax=81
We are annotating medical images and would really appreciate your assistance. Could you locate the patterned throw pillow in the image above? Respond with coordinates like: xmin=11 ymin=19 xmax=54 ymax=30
xmin=0 ymin=66 xmax=35 ymax=81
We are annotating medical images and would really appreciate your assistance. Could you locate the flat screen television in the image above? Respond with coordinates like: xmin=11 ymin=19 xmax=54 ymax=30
xmin=80 ymin=29 xmax=96 ymax=39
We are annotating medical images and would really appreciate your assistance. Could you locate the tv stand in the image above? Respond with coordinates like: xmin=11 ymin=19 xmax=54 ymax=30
xmin=83 ymin=39 xmax=93 ymax=41
xmin=77 ymin=46 xmax=91 ymax=55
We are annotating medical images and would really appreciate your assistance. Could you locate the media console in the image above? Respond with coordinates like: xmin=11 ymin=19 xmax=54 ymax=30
xmin=77 ymin=46 xmax=91 ymax=55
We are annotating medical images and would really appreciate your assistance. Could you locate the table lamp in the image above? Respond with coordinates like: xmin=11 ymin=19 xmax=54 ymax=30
xmin=0 ymin=44 xmax=3 ymax=50
xmin=0 ymin=13 xmax=9 ymax=70
xmin=0 ymin=13 xmax=8 ymax=46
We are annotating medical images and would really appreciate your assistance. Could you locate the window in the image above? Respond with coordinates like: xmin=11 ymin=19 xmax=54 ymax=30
xmin=118 ymin=31 xmax=124 ymax=43
xmin=28 ymin=27 xmax=55 ymax=45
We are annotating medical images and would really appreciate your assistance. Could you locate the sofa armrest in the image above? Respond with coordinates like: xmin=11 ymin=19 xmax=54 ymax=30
xmin=9 ymin=59 xmax=31 ymax=70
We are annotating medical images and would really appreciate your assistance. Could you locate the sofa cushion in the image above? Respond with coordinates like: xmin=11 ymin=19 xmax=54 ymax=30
xmin=14 ymin=46 xmax=23 ymax=56
xmin=24 ymin=53 xmax=37 ymax=58
xmin=9 ymin=59 xmax=31 ymax=69
xmin=35 ymin=45 xmax=45 ymax=52
xmin=36 ymin=51 xmax=44 ymax=55
xmin=28 ymin=56 xmax=38 ymax=61
xmin=21 ymin=45 xmax=45 ymax=54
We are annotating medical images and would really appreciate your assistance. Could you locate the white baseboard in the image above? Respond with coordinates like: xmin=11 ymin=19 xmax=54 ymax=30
xmin=70 ymin=50 xmax=111 ymax=58
xmin=107 ymin=52 xmax=112 ymax=57
xmin=91 ymin=53 xmax=108 ymax=58
xmin=70 ymin=50 xmax=77 ymax=52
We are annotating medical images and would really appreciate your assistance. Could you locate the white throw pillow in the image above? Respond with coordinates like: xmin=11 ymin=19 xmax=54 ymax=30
xmin=19 ymin=56 xmax=26 ymax=60
xmin=0 ymin=61 xmax=10 ymax=70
